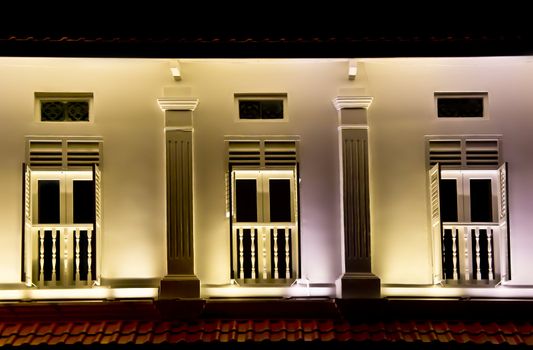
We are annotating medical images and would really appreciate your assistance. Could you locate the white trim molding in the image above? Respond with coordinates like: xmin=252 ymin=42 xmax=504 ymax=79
xmin=333 ymin=96 xmax=373 ymax=110
xmin=157 ymin=97 xmax=199 ymax=111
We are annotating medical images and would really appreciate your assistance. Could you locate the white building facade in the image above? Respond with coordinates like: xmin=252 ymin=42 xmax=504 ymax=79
xmin=0 ymin=56 xmax=532 ymax=300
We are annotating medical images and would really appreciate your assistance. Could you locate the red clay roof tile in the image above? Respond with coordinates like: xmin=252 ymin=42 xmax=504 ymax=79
xmin=1 ymin=317 xmax=533 ymax=346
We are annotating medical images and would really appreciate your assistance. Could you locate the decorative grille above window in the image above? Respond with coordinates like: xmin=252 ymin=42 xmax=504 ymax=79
xmin=36 ymin=93 xmax=93 ymax=122
xmin=427 ymin=136 xmax=500 ymax=168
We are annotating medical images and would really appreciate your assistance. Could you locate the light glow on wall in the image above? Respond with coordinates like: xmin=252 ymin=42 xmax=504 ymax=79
xmin=0 ymin=287 xmax=158 ymax=301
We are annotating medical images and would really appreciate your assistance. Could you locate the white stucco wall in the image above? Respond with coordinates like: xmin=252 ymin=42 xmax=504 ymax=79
xmin=182 ymin=60 xmax=344 ymax=284
xmin=365 ymin=57 xmax=533 ymax=285
xmin=0 ymin=58 xmax=169 ymax=283
xmin=2 ymin=56 xmax=532 ymax=290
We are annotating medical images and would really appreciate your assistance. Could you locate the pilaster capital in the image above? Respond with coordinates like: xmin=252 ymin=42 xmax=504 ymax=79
xmin=157 ymin=97 xmax=199 ymax=111
xmin=333 ymin=96 xmax=373 ymax=110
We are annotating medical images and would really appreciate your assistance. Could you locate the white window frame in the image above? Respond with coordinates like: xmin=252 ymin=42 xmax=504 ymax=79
xmin=440 ymin=169 xmax=499 ymax=224
xmin=31 ymin=170 xmax=94 ymax=225
xmin=434 ymin=92 xmax=489 ymax=120
xmin=35 ymin=92 xmax=94 ymax=123
xmin=234 ymin=93 xmax=288 ymax=123
xmin=232 ymin=168 xmax=297 ymax=224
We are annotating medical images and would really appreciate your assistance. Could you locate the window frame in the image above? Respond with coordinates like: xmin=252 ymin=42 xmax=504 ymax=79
xmin=231 ymin=167 xmax=297 ymax=225
xmin=440 ymin=169 xmax=499 ymax=224
xmin=234 ymin=93 xmax=288 ymax=122
xmin=434 ymin=92 xmax=489 ymax=120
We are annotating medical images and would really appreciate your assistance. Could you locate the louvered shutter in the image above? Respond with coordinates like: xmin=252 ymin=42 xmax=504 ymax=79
xmin=228 ymin=141 xmax=261 ymax=167
xmin=428 ymin=163 xmax=443 ymax=284
xmin=497 ymin=162 xmax=511 ymax=282
xmin=93 ymin=164 xmax=102 ymax=285
xmin=22 ymin=164 xmax=33 ymax=285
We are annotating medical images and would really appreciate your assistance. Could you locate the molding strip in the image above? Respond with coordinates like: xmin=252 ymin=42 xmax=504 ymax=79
xmin=333 ymin=96 xmax=373 ymax=110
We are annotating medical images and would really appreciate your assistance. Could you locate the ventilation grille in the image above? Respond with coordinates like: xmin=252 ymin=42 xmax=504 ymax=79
xmin=465 ymin=140 xmax=499 ymax=166
xmin=28 ymin=141 xmax=63 ymax=167
xmin=428 ymin=137 xmax=500 ymax=168
xmin=428 ymin=140 xmax=462 ymax=166
xmin=228 ymin=141 xmax=261 ymax=166
xmin=28 ymin=138 xmax=101 ymax=168
xmin=228 ymin=140 xmax=297 ymax=167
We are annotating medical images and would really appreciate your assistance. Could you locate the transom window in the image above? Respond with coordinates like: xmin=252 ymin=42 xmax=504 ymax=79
xmin=435 ymin=92 xmax=488 ymax=119
xmin=235 ymin=94 xmax=287 ymax=121
xmin=35 ymin=92 xmax=93 ymax=122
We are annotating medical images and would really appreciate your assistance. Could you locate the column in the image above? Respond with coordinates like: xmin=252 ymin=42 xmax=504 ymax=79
xmin=158 ymin=97 xmax=200 ymax=299
xmin=333 ymin=96 xmax=380 ymax=298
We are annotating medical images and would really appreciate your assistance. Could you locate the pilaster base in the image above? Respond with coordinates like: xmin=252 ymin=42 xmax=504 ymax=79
xmin=159 ymin=275 xmax=200 ymax=299
xmin=339 ymin=272 xmax=381 ymax=298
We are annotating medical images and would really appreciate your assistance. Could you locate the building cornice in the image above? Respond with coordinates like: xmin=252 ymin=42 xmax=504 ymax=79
xmin=157 ymin=97 xmax=199 ymax=111
xmin=333 ymin=96 xmax=373 ymax=110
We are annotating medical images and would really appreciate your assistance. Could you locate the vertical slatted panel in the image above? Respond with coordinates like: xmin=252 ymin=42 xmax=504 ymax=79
xmin=166 ymin=130 xmax=194 ymax=274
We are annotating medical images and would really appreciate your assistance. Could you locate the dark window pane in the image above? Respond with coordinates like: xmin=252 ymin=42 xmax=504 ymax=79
xmin=235 ymin=179 xmax=257 ymax=222
xmin=239 ymin=101 xmax=261 ymax=119
xmin=41 ymin=101 xmax=66 ymax=121
xmin=437 ymin=98 xmax=484 ymax=118
xmin=73 ymin=180 xmax=95 ymax=223
xmin=470 ymin=179 xmax=493 ymax=222
xmin=239 ymin=100 xmax=284 ymax=119
xmin=269 ymin=179 xmax=291 ymax=222
xmin=38 ymin=180 xmax=60 ymax=224
xmin=440 ymin=179 xmax=458 ymax=222
xmin=66 ymin=101 xmax=89 ymax=121
xmin=260 ymin=100 xmax=283 ymax=119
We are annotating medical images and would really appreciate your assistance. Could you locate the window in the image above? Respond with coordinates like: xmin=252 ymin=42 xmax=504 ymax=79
xmin=226 ymin=137 xmax=299 ymax=284
xmin=235 ymin=94 xmax=287 ymax=121
xmin=23 ymin=137 xmax=102 ymax=288
xmin=435 ymin=92 xmax=488 ymax=119
xmin=35 ymin=93 xmax=93 ymax=122
xmin=231 ymin=168 xmax=299 ymax=282
xmin=428 ymin=163 xmax=510 ymax=285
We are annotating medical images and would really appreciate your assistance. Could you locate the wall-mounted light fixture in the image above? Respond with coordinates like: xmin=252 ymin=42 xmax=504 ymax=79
xmin=348 ymin=59 xmax=357 ymax=80
xmin=170 ymin=60 xmax=182 ymax=81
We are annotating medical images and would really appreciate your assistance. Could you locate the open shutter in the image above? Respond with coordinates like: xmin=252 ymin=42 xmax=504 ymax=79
xmin=497 ymin=162 xmax=511 ymax=282
xmin=22 ymin=164 xmax=32 ymax=285
xmin=428 ymin=163 xmax=443 ymax=284
xmin=93 ymin=164 xmax=102 ymax=285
